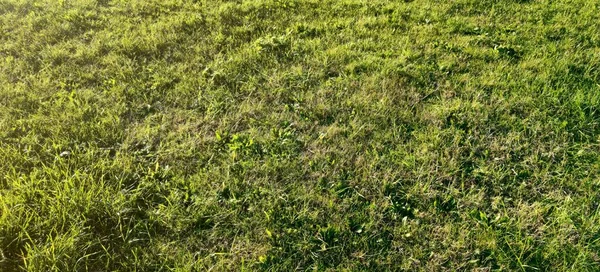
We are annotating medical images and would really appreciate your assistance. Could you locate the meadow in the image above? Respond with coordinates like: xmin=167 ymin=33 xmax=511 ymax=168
xmin=1 ymin=0 xmax=600 ymax=270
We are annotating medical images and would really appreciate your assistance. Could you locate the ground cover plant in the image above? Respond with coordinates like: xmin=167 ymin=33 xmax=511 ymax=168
xmin=1 ymin=0 xmax=600 ymax=270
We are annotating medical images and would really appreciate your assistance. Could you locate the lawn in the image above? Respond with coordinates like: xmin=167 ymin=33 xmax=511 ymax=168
xmin=1 ymin=0 xmax=600 ymax=271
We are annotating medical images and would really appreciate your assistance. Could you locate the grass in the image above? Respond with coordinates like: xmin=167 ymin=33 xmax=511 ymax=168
xmin=1 ymin=0 xmax=600 ymax=270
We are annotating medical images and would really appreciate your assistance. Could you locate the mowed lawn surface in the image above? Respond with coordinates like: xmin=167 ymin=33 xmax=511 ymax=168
xmin=1 ymin=0 xmax=600 ymax=270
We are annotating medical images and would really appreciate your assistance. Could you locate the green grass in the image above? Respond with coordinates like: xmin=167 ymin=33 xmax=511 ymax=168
xmin=1 ymin=0 xmax=600 ymax=270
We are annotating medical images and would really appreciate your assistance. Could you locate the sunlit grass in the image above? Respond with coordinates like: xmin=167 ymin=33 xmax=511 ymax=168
xmin=1 ymin=0 xmax=600 ymax=270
